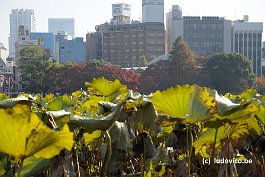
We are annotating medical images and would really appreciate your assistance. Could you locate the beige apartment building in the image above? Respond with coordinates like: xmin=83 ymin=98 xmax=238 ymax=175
xmin=91 ymin=22 xmax=165 ymax=67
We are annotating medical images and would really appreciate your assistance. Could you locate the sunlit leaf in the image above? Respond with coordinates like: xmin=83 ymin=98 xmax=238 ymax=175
xmin=47 ymin=97 xmax=63 ymax=111
xmin=0 ymin=93 xmax=9 ymax=102
xmin=194 ymin=123 xmax=249 ymax=158
xmin=212 ymin=102 xmax=258 ymax=123
xmin=0 ymin=108 xmax=74 ymax=159
xmin=47 ymin=95 xmax=73 ymax=111
xmin=151 ymin=85 xmax=216 ymax=124
xmin=256 ymin=105 xmax=265 ymax=124
xmin=83 ymin=130 xmax=102 ymax=146
xmin=19 ymin=156 xmax=49 ymax=177
xmin=246 ymin=116 xmax=264 ymax=137
xmin=86 ymin=77 xmax=128 ymax=101
xmin=239 ymin=89 xmax=258 ymax=101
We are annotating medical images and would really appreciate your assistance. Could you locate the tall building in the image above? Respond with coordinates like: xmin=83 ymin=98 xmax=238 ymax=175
xmin=142 ymin=0 xmax=164 ymax=23
xmin=0 ymin=43 xmax=8 ymax=63
xmin=55 ymin=37 xmax=86 ymax=64
xmin=182 ymin=16 xmax=232 ymax=56
xmin=111 ymin=3 xmax=131 ymax=25
xmin=232 ymin=19 xmax=263 ymax=76
xmin=48 ymin=18 xmax=75 ymax=38
xmin=99 ymin=22 xmax=165 ymax=67
xmin=9 ymin=8 xmax=36 ymax=57
xmin=262 ymin=41 xmax=265 ymax=58
xmin=166 ymin=5 xmax=183 ymax=53
xmin=30 ymin=32 xmax=54 ymax=57
xmin=166 ymin=6 xmax=232 ymax=55
xmin=86 ymin=27 xmax=102 ymax=60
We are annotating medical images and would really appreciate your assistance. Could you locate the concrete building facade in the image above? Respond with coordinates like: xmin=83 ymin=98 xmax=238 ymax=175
xmin=86 ymin=28 xmax=102 ymax=60
xmin=100 ymin=22 xmax=165 ymax=67
xmin=233 ymin=20 xmax=263 ymax=76
xmin=166 ymin=5 xmax=183 ymax=53
xmin=48 ymin=18 xmax=75 ymax=38
xmin=30 ymin=32 xmax=54 ymax=57
xmin=0 ymin=43 xmax=8 ymax=63
xmin=9 ymin=8 xmax=36 ymax=57
xmin=55 ymin=37 xmax=86 ymax=64
xmin=183 ymin=16 xmax=232 ymax=56
xmin=262 ymin=41 xmax=265 ymax=59
xmin=142 ymin=0 xmax=164 ymax=23
xmin=166 ymin=6 xmax=232 ymax=55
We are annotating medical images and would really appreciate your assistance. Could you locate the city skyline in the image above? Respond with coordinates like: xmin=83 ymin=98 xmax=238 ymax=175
xmin=0 ymin=0 xmax=265 ymax=51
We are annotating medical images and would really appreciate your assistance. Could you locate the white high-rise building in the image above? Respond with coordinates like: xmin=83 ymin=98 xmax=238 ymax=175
xmin=142 ymin=0 xmax=164 ymax=23
xmin=9 ymin=9 xmax=36 ymax=57
xmin=0 ymin=43 xmax=8 ymax=63
xmin=166 ymin=5 xmax=183 ymax=53
xmin=48 ymin=18 xmax=75 ymax=38
xmin=233 ymin=18 xmax=263 ymax=76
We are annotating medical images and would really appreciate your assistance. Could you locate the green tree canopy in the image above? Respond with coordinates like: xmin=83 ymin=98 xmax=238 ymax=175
xmin=138 ymin=56 xmax=148 ymax=67
xmin=19 ymin=46 xmax=50 ymax=93
xmin=140 ymin=37 xmax=198 ymax=93
xmin=170 ymin=36 xmax=195 ymax=65
xmin=205 ymin=52 xmax=256 ymax=94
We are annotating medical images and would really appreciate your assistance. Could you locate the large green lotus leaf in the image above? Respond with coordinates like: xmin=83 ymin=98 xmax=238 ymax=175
xmin=0 ymin=93 xmax=9 ymax=102
xmin=83 ymin=130 xmax=102 ymax=150
xmin=256 ymin=105 xmax=265 ymax=124
xmin=83 ymin=130 xmax=102 ymax=145
xmin=0 ymin=109 xmax=74 ymax=159
xmin=47 ymin=95 xmax=74 ymax=111
xmin=129 ymin=100 xmax=159 ymax=133
xmin=83 ymin=96 xmax=105 ymax=109
xmin=85 ymin=77 xmax=128 ymax=100
xmin=246 ymin=116 xmax=264 ymax=137
xmin=150 ymin=85 xmax=216 ymax=124
xmin=69 ymin=101 xmax=124 ymax=132
xmin=109 ymin=121 xmax=132 ymax=151
xmin=211 ymin=102 xmax=258 ymax=123
xmin=194 ymin=123 xmax=249 ymax=158
xmin=239 ymin=89 xmax=258 ymax=101
xmin=47 ymin=97 xmax=63 ymax=111
xmin=20 ymin=156 xmax=49 ymax=177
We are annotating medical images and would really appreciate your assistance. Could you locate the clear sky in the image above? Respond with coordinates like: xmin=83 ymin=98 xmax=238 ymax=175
xmin=0 ymin=0 xmax=265 ymax=50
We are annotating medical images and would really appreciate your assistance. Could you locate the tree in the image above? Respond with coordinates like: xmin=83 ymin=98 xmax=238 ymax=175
xmin=205 ymin=52 xmax=256 ymax=94
xmin=19 ymin=46 xmax=50 ymax=93
xmin=138 ymin=56 xmax=148 ymax=67
xmin=170 ymin=36 xmax=195 ymax=64
xmin=140 ymin=37 xmax=198 ymax=94
xmin=42 ymin=62 xmax=140 ymax=94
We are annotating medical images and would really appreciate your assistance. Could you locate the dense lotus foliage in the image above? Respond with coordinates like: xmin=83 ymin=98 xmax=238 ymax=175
xmin=0 ymin=78 xmax=265 ymax=177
